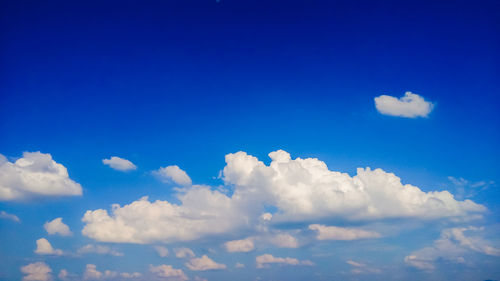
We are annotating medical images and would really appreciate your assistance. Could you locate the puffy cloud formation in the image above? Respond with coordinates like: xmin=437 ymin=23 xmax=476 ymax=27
xmin=35 ymin=238 xmax=63 ymax=255
xmin=0 ymin=152 xmax=82 ymax=201
xmin=185 ymin=255 xmax=227 ymax=271
xmin=224 ymin=238 xmax=254 ymax=252
xmin=58 ymin=269 xmax=68 ymax=280
xmin=102 ymin=156 xmax=137 ymax=172
xmin=404 ymin=226 xmax=500 ymax=271
xmin=150 ymin=264 xmax=187 ymax=281
xmin=346 ymin=260 xmax=381 ymax=274
xmin=309 ymin=224 xmax=381 ymax=240
xmin=270 ymin=233 xmax=299 ymax=248
xmin=21 ymin=262 xmax=52 ymax=281
xmin=82 ymin=150 xmax=484 ymax=244
xmin=78 ymin=244 xmax=124 ymax=256
xmin=0 ymin=210 xmax=20 ymax=222
xmin=154 ymin=165 xmax=192 ymax=186
xmin=256 ymin=254 xmax=313 ymax=268
xmin=44 ymin=217 xmax=72 ymax=236
xmin=83 ymin=264 xmax=141 ymax=280
xmin=174 ymin=247 xmax=195 ymax=258
xmin=155 ymin=246 xmax=169 ymax=257
xmin=374 ymin=91 xmax=434 ymax=118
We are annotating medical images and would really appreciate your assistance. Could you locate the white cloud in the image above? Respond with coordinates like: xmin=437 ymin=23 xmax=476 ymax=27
xmin=83 ymin=264 xmax=125 ymax=280
xmin=21 ymin=262 xmax=52 ymax=281
xmin=346 ymin=260 xmax=381 ymax=274
xmin=82 ymin=150 xmax=484 ymax=244
xmin=0 ymin=210 xmax=20 ymax=222
xmin=154 ymin=165 xmax=192 ymax=186
xmin=102 ymin=156 xmax=137 ymax=172
xmin=58 ymin=269 xmax=68 ymax=280
xmin=155 ymin=246 xmax=169 ymax=257
xmin=0 ymin=152 xmax=82 ymax=201
xmin=270 ymin=233 xmax=299 ymax=248
xmin=374 ymin=91 xmax=434 ymax=118
xmin=150 ymin=264 xmax=187 ymax=281
xmin=35 ymin=238 xmax=63 ymax=255
xmin=186 ymin=255 xmax=227 ymax=271
xmin=256 ymin=254 xmax=313 ymax=268
xmin=174 ymin=247 xmax=195 ymax=258
xmin=235 ymin=262 xmax=245 ymax=268
xmin=309 ymin=224 xmax=381 ymax=240
xmin=120 ymin=272 xmax=142 ymax=279
xmin=44 ymin=217 xmax=72 ymax=236
xmin=224 ymin=238 xmax=254 ymax=252
xmin=78 ymin=244 xmax=124 ymax=256
xmin=404 ymin=226 xmax=500 ymax=271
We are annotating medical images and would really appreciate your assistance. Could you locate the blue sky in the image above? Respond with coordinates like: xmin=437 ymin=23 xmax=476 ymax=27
xmin=0 ymin=0 xmax=499 ymax=280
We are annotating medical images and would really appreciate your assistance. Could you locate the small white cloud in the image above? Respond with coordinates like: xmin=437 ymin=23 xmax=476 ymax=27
xmin=120 ymin=272 xmax=142 ymax=279
xmin=44 ymin=217 xmax=72 ymax=236
xmin=0 ymin=152 xmax=82 ymax=201
xmin=58 ymin=269 xmax=68 ymax=280
xmin=102 ymin=156 xmax=137 ymax=172
xmin=260 ymin=213 xmax=272 ymax=221
xmin=309 ymin=224 xmax=381 ymax=240
xmin=256 ymin=254 xmax=313 ymax=268
xmin=78 ymin=244 xmax=123 ymax=257
xmin=346 ymin=260 xmax=381 ymax=274
xmin=374 ymin=91 xmax=434 ymax=118
xmin=154 ymin=165 xmax=192 ymax=186
xmin=270 ymin=233 xmax=299 ymax=248
xmin=174 ymin=247 xmax=195 ymax=258
xmin=0 ymin=210 xmax=20 ymax=222
xmin=155 ymin=246 xmax=169 ymax=257
xmin=224 ymin=238 xmax=254 ymax=252
xmin=404 ymin=226 xmax=500 ymax=271
xmin=83 ymin=264 xmax=121 ymax=280
xmin=21 ymin=262 xmax=52 ymax=281
xmin=150 ymin=264 xmax=187 ymax=281
xmin=186 ymin=255 xmax=227 ymax=271
xmin=235 ymin=262 xmax=245 ymax=268
xmin=35 ymin=238 xmax=63 ymax=255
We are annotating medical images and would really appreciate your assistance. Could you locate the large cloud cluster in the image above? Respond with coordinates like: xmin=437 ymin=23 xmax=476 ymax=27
xmin=0 ymin=152 xmax=82 ymax=201
xmin=82 ymin=150 xmax=485 ymax=244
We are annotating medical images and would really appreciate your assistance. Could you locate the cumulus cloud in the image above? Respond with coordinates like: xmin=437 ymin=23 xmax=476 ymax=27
xmin=35 ymin=238 xmax=63 ymax=255
xmin=102 ymin=156 xmax=137 ymax=172
xmin=186 ymin=255 xmax=227 ymax=271
xmin=270 ymin=233 xmax=299 ymax=248
xmin=224 ymin=238 xmax=254 ymax=252
xmin=150 ymin=264 xmax=187 ymax=281
xmin=235 ymin=262 xmax=245 ymax=268
xmin=374 ymin=91 xmax=434 ymax=118
xmin=58 ymin=269 xmax=68 ymax=280
xmin=21 ymin=262 xmax=52 ymax=281
xmin=0 ymin=210 xmax=20 ymax=222
xmin=256 ymin=254 xmax=313 ymax=268
xmin=154 ymin=165 xmax=192 ymax=186
xmin=0 ymin=152 xmax=82 ymax=201
xmin=155 ymin=246 xmax=169 ymax=257
xmin=44 ymin=217 xmax=72 ymax=236
xmin=309 ymin=224 xmax=381 ymax=240
xmin=78 ymin=244 xmax=124 ymax=256
xmin=174 ymin=247 xmax=195 ymax=258
xmin=404 ymin=226 xmax=500 ymax=271
xmin=82 ymin=150 xmax=484 ymax=244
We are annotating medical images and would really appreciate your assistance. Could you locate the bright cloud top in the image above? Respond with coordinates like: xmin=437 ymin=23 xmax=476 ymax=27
xmin=34 ymin=238 xmax=63 ymax=255
xmin=309 ymin=224 xmax=381 ymax=240
xmin=102 ymin=156 xmax=137 ymax=172
xmin=0 ymin=152 xmax=82 ymax=201
xmin=374 ymin=91 xmax=434 ymax=118
xmin=21 ymin=262 xmax=52 ymax=281
xmin=224 ymin=238 xmax=255 ymax=252
xmin=154 ymin=165 xmax=192 ymax=186
xmin=256 ymin=254 xmax=314 ymax=268
xmin=81 ymin=150 xmax=485 ymax=244
xmin=44 ymin=217 xmax=72 ymax=236
xmin=185 ymin=255 xmax=227 ymax=271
